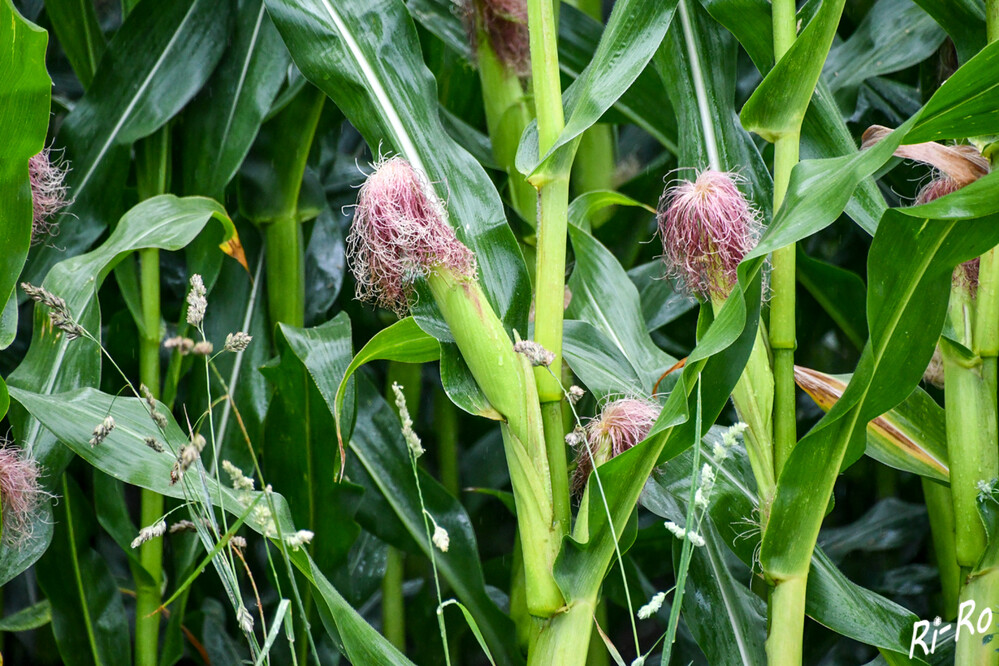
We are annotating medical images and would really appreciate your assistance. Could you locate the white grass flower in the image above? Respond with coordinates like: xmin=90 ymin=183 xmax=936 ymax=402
xmin=695 ymin=463 xmax=716 ymax=509
xmin=89 ymin=416 xmax=115 ymax=447
xmin=131 ymin=520 xmax=167 ymax=549
xmin=637 ymin=591 xmax=665 ymax=619
xmin=432 ymin=524 xmax=450 ymax=553
xmin=665 ymin=520 xmax=705 ymax=547
xmin=163 ymin=336 xmax=195 ymax=354
xmin=392 ymin=382 xmax=424 ymax=458
xmin=222 ymin=460 xmax=255 ymax=492
xmin=186 ymin=274 xmax=207 ymax=326
xmin=191 ymin=341 xmax=214 ymax=356
xmin=664 ymin=520 xmax=686 ymax=540
xmin=169 ymin=520 xmax=196 ymax=534
xmin=568 ymin=385 xmax=585 ymax=405
xmin=512 ymin=340 xmax=555 ymax=367
xmin=285 ymin=529 xmax=314 ymax=550
xmin=224 ymin=331 xmax=252 ymax=352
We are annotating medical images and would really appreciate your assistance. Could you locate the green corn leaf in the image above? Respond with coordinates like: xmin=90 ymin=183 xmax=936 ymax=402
xmin=796 ymin=248 xmax=869 ymax=350
xmin=566 ymin=224 xmax=679 ymax=395
xmin=331 ymin=316 xmax=440 ymax=458
xmin=701 ymin=0 xmax=886 ymax=234
xmin=43 ymin=0 xmax=105 ymax=89
xmin=822 ymin=0 xmax=945 ymax=97
xmin=567 ymin=190 xmax=655 ymax=231
xmin=0 ymin=0 xmax=50 ymax=346
xmin=655 ymin=0 xmax=772 ymax=218
xmin=645 ymin=435 xmax=930 ymax=662
xmin=0 ymin=599 xmax=52 ymax=633
xmin=758 ymin=39 xmax=999 ymax=254
xmin=182 ymin=0 xmax=290 ymax=200
xmin=517 ymin=0 xmax=679 ymax=177
xmin=563 ymin=320 xmax=646 ymax=400
xmin=794 ymin=366 xmax=948 ymax=482
xmin=35 ymin=476 xmax=131 ymax=666
xmin=26 ymin=0 xmax=232 ymax=286
xmin=763 ymin=179 xmax=999 ymax=583
xmin=264 ymin=0 xmax=530 ymax=329
xmin=740 ymin=0 xmax=846 ymax=142
xmin=277 ymin=313 xmax=523 ymax=666
xmin=10 ymin=384 xmax=413 ymax=664
xmin=8 ymin=195 xmax=236 ymax=476
xmin=407 ymin=0 xmax=680 ymax=153
xmin=910 ymin=0 xmax=985 ymax=63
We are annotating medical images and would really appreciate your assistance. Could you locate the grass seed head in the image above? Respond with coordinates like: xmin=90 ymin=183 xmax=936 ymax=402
xmin=348 ymin=157 xmax=476 ymax=315
xmin=657 ymin=170 xmax=761 ymax=300
xmin=186 ymin=274 xmax=207 ymax=326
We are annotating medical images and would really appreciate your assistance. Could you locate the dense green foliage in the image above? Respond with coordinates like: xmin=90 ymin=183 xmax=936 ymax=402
xmin=3 ymin=0 xmax=999 ymax=664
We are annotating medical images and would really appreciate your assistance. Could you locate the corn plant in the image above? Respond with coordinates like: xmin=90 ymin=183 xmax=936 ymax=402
xmin=3 ymin=0 xmax=999 ymax=663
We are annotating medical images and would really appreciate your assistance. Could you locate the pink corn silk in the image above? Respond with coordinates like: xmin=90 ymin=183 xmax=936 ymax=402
xmin=572 ymin=398 xmax=661 ymax=495
xmin=0 ymin=447 xmax=44 ymax=547
xmin=28 ymin=149 xmax=70 ymax=245
xmin=348 ymin=157 xmax=475 ymax=315
xmin=658 ymin=170 xmax=761 ymax=299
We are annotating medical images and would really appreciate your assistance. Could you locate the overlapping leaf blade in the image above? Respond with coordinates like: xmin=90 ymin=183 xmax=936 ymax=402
xmin=26 ymin=0 xmax=232 ymax=285
xmin=8 ymin=196 xmax=236 ymax=476
xmin=10 ymin=384 xmax=414 ymax=665
xmin=0 ymin=0 xmax=50 ymax=345
xmin=276 ymin=314 xmax=522 ymax=665
xmin=264 ymin=0 xmax=529 ymax=329
xmin=182 ymin=0 xmax=290 ymax=199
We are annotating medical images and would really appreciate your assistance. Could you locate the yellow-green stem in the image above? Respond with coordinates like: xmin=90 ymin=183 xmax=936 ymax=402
xmin=476 ymin=35 xmax=536 ymax=223
xmin=542 ymin=400 xmax=570 ymax=534
xmin=977 ymin=4 xmax=999 ymax=434
xmin=135 ymin=249 xmax=164 ymax=666
xmin=265 ymin=215 xmax=305 ymax=329
xmin=770 ymin=141 xmax=799 ymax=479
xmin=944 ymin=360 xmax=997 ymax=565
xmin=526 ymin=0 xmax=574 ymax=552
xmin=427 ymin=271 xmax=563 ymax=615
xmin=263 ymin=88 xmax=324 ymax=331
xmin=766 ymin=3 xmax=806 ymax=663
xmin=711 ymin=295 xmax=775 ymax=509
xmin=533 ymin=176 xmax=571 ymax=404
xmin=954 ymin=564 xmax=999 ymax=665
xmin=922 ymin=478 xmax=960 ymax=618
xmin=135 ymin=126 xmax=170 ymax=666
xmin=527 ymin=597 xmax=595 ymax=665
xmin=945 ymin=282 xmax=997 ymax=567
xmin=765 ymin=576 xmax=806 ymax=666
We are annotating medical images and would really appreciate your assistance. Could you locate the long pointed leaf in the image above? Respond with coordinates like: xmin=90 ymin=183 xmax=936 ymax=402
xmin=9 ymin=196 xmax=236 ymax=474
xmin=0 ymin=0 xmax=49 ymax=345
xmin=27 ymin=0 xmax=232 ymax=285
